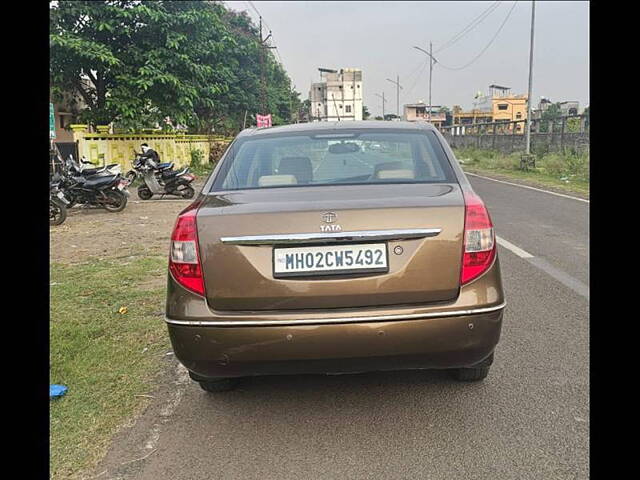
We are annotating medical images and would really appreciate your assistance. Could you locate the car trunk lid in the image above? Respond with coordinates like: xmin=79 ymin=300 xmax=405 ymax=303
xmin=197 ymin=183 xmax=465 ymax=311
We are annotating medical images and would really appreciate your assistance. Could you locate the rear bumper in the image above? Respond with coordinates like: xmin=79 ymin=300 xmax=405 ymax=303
xmin=166 ymin=306 xmax=504 ymax=379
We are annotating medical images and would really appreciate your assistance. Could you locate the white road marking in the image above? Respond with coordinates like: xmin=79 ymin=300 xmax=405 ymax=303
xmin=496 ymin=236 xmax=534 ymax=258
xmin=496 ymin=235 xmax=589 ymax=299
xmin=465 ymin=172 xmax=589 ymax=203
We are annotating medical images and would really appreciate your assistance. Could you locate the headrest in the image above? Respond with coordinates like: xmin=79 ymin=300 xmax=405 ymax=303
xmin=373 ymin=161 xmax=415 ymax=179
xmin=258 ymin=175 xmax=298 ymax=187
xmin=375 ymin=169 xmax=416 ymax=179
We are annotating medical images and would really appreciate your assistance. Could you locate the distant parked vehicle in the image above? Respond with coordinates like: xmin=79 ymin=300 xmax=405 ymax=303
xmin=127 ymin=153 xmax=195 ymax=200
xmin=58 ymin=172 xmax=129 ymax=212
xmin=67 ymin=155 xmax=122 ymax=177
xmin=50 ymin=179 xmax=70 ymax=226
xmin=165 ymin=121 xmax=505 ymax=393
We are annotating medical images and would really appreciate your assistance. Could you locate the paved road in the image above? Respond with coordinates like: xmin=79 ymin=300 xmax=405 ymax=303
xmin=97 ymin=176 xmax=589 ymax=480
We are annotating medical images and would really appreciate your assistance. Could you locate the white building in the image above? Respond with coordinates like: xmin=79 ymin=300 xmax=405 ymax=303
xmin=309 ymin=68 xmax=363 ymax=122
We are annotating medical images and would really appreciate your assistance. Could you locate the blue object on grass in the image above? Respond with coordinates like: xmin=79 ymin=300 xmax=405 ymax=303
xmin=50 ymin=384 xmax=68 ymax=398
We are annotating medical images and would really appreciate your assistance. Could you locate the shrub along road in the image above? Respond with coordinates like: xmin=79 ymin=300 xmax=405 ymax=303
xmin=454 ymin=147 xmax=589 ymax=198
xmin=71 ymin=176 xmax=590 ymax=480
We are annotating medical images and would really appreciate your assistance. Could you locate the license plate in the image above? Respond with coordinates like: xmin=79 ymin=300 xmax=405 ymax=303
xmin=273 ymin=243 xmax=388 ymax=277
xmin=117 ymin=183 xmax=125 ymax=190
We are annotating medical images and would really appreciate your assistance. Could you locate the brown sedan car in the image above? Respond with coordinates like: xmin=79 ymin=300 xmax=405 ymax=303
xmin=165 ymin=121 xmax=505 ymax=392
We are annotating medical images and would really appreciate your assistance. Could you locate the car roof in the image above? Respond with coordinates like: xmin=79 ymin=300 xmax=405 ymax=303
xmin=237 ymin=120 xmax=438 ymax=138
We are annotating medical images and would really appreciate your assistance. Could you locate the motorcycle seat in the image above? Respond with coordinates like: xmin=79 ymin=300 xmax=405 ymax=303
xmin=161 ymin=167 xmax=188 ymax=178
xmin=158 ymin=162 xmax=174 ymax=170
xmin=83 ymin=175 xmax=118 ymax=188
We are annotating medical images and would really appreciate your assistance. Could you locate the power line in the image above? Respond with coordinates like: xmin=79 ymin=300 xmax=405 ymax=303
xmin=242 ymin=1 xmax=284 ymax=66
xmin=435 ymin=1 xmax=502 ymax=54
xmin=246 ymin=1 xmax=272 ymax=32
xmin=402 ymin=59 xmax=429 ymax=100
xmin=438 ymin=1 xmax=518 ymax=71
xmin=403 ymin=58 xmax=429 ymax=84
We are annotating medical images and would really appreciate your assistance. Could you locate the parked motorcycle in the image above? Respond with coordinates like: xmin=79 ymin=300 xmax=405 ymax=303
xmin=58 ymin=173 xmax=130 ymax=212
xmin=50 ymin=179 xmax=70 ymax=226
xmin=67 ymin=155 xmax=122 ymax=178
xmin=126 ymin=153 xmax=195 ymax=200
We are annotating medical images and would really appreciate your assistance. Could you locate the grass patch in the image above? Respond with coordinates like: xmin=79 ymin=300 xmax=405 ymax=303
xmin=454 ymin=147 xmax=589 ymax=196
xmin=50 ymin=256 xmax=170 ymax=480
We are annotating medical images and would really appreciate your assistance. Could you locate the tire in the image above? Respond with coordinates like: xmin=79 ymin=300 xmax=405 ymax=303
xmin=125 ymin=171 xmax=137 ymax=184
xmin=137 ymin=185 xmax=153 ymax=200
xmin=451 ymin=353 xmax=494 ymax=382
xmin=180 ymin=185 xmax=195 ymax=199
xmin=50 ymin=200 xmax=67 ymax=226
xmin=102 ymin=190 xmax=128 ymax=212
xmin=198 ymin=378 xmax=239 ymax=393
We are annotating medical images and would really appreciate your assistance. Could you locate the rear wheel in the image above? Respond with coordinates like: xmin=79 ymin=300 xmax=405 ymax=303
xmin=198 ymin=378 xmax=239 ymax=393
xmin=180 ymin=185 xmax=195 ymax=199
xmin=137 ymin=185 xmax=153 ymax=200
xmin=451 ymin=353 xmax=494 ymax=382
xmin=50 ymin=200 xmax=67 ymax=226
xmin=102 ymin=190 xmax=127 ymax=212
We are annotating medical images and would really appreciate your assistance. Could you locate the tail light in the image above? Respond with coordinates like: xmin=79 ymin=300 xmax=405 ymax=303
xmin=461 ymin=190 xmax=496 ymax=285
xmin=169 ymin=200 xmax=205 ymax=296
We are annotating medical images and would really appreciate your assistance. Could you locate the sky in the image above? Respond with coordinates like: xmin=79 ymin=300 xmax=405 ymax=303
xmin=224 ymin=1 xmax=589 ymax=117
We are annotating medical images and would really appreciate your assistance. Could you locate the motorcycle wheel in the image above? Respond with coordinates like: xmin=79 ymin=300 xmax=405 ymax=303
xmin=102 ymin=190 xmax=128 ymax=212
xmin=126 ymin=171 xmax=137 ymax=184
xmin=50 ymin=200 xmax=67 ymax=226
xmin=180 ymin=186 xmax=195 ymax=199
xmin=137 ymin=186 xmax=153 ymax=200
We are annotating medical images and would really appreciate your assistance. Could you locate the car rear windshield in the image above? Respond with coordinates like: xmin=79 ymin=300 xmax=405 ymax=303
xmin=211 ymin=129 xmax=456 ymax=191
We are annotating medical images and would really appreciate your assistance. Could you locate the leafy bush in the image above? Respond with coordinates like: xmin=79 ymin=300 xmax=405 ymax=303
xmin=190 ymin=149 xmax=204 ymax=167
xmin=538 ymin=153 xmax=567 ymax=176
xmin=453 ymin=147 xmax=589 ymax=182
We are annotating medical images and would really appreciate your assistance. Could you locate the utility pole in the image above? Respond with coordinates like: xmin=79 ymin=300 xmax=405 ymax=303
xmin=375 ymin=92 xmax=387 ymax=119
xmin=525 ymin=1 xmax=536 ymax=154
xmin=413 ymin=44 xmax=438 ymax=122
xmin=258 ymin=17 xmax=276 ymax=116
xmin=429 ymin=41 xmax=433 ymax=121
xmin=386 ymin=76 xmax=403 ymax=118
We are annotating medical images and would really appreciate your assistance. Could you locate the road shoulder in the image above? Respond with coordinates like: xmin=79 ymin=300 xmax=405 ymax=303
xmin=90 ymin=357 xmax=189 ymax=480
xmin=462 ymin=167 xmax=590 ymax=200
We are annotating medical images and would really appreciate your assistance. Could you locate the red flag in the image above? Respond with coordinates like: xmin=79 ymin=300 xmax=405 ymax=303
xmin=256 ymin=114 xmax=272 ymax=128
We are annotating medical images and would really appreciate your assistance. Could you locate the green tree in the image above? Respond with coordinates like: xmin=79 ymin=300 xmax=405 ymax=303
xmin=50 ymin=1 xmax=300 ymax=134
xmin=538 ymin=102 xmax=562 ymax=133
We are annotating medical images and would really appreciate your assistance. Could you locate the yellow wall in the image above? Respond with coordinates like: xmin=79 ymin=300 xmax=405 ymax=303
xmin=70 ymin=126 xmax=231 ymax=170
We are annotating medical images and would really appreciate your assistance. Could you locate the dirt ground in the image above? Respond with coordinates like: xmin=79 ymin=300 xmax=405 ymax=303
xmin=50 ymin=184 xmax=205 ymax=264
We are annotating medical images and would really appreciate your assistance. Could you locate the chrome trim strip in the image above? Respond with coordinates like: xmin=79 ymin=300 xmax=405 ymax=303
xmin=220 ymin=228 xmax=442 ymax=246
xmin=165 ymin=302 xmax=506 ymax=327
